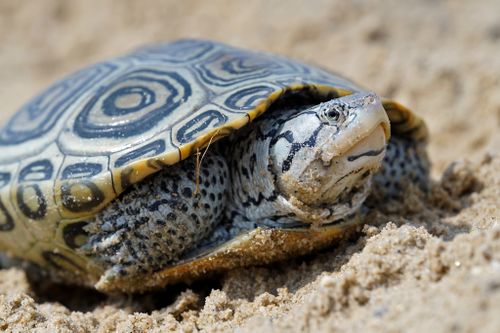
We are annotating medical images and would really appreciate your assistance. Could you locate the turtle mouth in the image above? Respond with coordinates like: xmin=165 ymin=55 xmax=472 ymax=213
xmin=318 ymin=124 xmax=387 ymax=200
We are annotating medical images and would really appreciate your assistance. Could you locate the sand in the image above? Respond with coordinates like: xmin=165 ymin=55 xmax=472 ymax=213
xmin=0 ymin=0 xmax=499 ymax=332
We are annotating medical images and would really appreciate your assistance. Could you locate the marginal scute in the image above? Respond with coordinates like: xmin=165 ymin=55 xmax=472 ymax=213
xmin=382 ymin=99 xmax=428 ymax=142
xmin=62 ymin=221 xmax=90 ymax=249
xmin=114 ymin=139 xmax=167 ymax=168
xmin=55 ymin=175 xmax=115 ymax=220
xmin=18 ymin=159 xmax=54 ymax=182
xmin=175 ymin=109 xmax=228 ymax=145
xmin=60 ymin=180 xmax=105 ymax=212
xmin=15 ymin=159 xmax=54 ymax=220
xmin=16 ymin=184 xmax=47 ymax=220
xmin=62 ymin=163 xmax=103 ymax=180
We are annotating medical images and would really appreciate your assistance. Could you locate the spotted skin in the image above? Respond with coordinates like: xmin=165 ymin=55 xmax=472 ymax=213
xmin=225 ymin=107 xmax=306 ymax=228
xmin=371 ymin=136 xmax=430 ymax=199
xmin=85 ymin=151 xmax=228 ymax=278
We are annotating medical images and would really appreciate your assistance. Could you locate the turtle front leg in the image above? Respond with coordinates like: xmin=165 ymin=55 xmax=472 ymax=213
xmin=82 ymin=151 xmax=229 ymax=278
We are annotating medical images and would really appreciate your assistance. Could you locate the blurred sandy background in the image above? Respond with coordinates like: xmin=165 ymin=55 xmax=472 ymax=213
xmin=0 ymin=0 xmax=499 ymax=332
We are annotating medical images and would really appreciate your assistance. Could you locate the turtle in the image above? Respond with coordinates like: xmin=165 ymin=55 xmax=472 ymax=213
xmin=0 ymin=39 xmax=429 ymax=293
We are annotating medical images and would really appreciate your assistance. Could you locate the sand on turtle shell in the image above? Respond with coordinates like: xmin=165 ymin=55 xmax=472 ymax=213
xmin=0 ymin=1 xmax=499 ymax=332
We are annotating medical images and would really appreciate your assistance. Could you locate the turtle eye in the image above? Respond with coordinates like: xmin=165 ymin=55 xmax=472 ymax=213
xmin=326 ymin=108 xmax=341 ymax=121
xmin=318 ymin=102 xmax=346 ymax=124
xmin=325 ymin=105 xmax=346 ymax=124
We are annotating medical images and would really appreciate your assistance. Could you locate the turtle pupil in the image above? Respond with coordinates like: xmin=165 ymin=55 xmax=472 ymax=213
xmin=327 ymin=109 xmax=340 ymax=121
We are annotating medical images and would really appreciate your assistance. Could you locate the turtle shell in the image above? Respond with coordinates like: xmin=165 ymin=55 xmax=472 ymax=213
xmin=0 ymin=39 xmax=427 ymax=291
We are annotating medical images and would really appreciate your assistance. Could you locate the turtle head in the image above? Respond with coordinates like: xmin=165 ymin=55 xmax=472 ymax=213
xmin=269 ymin=92 xmax=390 ymax=224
